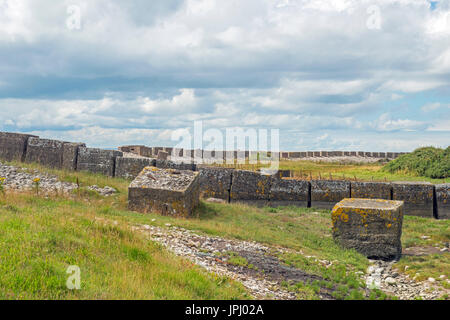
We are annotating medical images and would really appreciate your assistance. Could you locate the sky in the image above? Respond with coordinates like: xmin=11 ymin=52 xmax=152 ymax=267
xmin=0 ymin=0 xmax=449 ymax=151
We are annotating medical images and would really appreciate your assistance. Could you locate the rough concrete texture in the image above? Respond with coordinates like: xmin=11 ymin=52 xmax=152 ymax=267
xmin=25 ymin=137 xmax=65 ymax=168
xmin=0 ymin=132 xmax=37 ymax=162
xmin=332 ymin=198 xmax=404 ymax=260
xmin=198 ymin=166 xmax=233 ymax=200
xmin=351 ymin=181 xmax=392 ymax=200
xmin=128 ymin=166 xmax=200 ymax=217
xmin=115 ymin=157 xmax=156 ymax=180
xmin=157 ymin=150 xmax=169 ymax=160
xmin=231 ymin=170 xmax=272 ymax=206
xmin=77 ymin=147 xmax=123 ymax=176
xmin=155 ymin=159 xmax=196 ymax=171
xmin=270 ymin=178 xmax=309 ymax=207
xmin=435 ymin=184 xmax=449 ymax=220
xmin=392 ymin=182 xmax=434 ymax=218
xmin=62 ymin=142 xmax=86 ymax=171
xmin=311 ymin=180 xmax=351 ymax=210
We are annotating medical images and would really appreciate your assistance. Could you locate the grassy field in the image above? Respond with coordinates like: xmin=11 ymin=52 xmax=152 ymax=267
xmin=0 ymin=161 xmax=449 ymax=299
xmin=217 ymin=160 xmax=450 ymax=183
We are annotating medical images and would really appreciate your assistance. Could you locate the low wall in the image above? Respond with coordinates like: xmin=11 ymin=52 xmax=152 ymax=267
xmin=25 ymin=137 xmax=65 ymax=169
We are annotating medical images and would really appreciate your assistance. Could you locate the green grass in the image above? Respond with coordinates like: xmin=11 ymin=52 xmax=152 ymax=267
xmin=0 ymin=193 xmax=248 ymax=300
xmin=0 ymin=161 xmax=448 ymax=299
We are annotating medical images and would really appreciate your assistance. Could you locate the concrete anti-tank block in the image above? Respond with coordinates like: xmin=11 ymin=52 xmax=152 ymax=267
xmin=436 ymin=184 xmax=449 ymax=220
xmin=332 ymin=198 xmax=404 ymax=260
xmin=115 ymin=157 xmax=156 ymax=180
xmin=311 ymin=180 xmax=350 ymax=210
xmin=270 ymin=178 xmax=310 ymax=207
xmin=0 ymin=132 xmax=38 ymax=162
xmin=128 ymin=167 xmax=200 ymax=217
xmin=198 ymin=167 xmax=233 ymax=200
xmin=25 ymin=137 xmax=65 ymax=168
xmin=62 ymin=142 xmax=86 ymax=171
xmin=392 ymin=181 xmax=434 ymax=218
xmin=230 ymin=170 xmax=272 ymax=206
xmin=351 ymin=181 xmax=392 ymax=200
xmin=77 ymin=147 xmax=122 ymax=176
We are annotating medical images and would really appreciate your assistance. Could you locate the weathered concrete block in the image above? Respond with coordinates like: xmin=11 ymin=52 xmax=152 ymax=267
xmin=372 ymin=152 xmax=380 ymax=158
xmin=77 ymin=147 xmax=122 ymax=176
xmin=313 ymin=151 xmax=321 ymax=157
xmin=332 ymin=198 xmax=404 ymax=260
xmin=351 ymin=181 xmax=392 ymax=200
xmin=288 ymin=152 xmax=301 ymax=159
xmin=62 ymin=142 xmax=86 ymax=171
xmin=157 ymin=150 xmax=169 ymax=160
xmin=392 ymin=182 xmax=434 ymax=218
xmin=115 ymin=157 xmax=156 ymax=180
xmin=230 ymin=170 xmax=271 ymax=206
xmin=364 ymin=152 xmax=373 ymax=158
xmin=436 ymin=184 xmax=449 ymax=220
xmin=281 ymin=152 xmax=289 ymax=159
xmin=0 ymin=132 xmax=37 ymax=162
xmin=307 ymin=151 xmax=314 ymax=157
xmin=379 ymin=152 xmax=386 ymax=158
xmin=321 ymin=151 xmax=329 ymax=157
xmin=155 ymin=159 xmax=196 ymax=171
xmin=128 ymin=167 xmax=200 ymax=217
xmin=270 ymin=178 xmax=309 ymax=207
xmin=25 ymin=137 xmax=65 ymax=168
xmin=198 ymin=167 xmax=233 ymax=200
xmin=311 ymin=180 xmax=351 ymax=210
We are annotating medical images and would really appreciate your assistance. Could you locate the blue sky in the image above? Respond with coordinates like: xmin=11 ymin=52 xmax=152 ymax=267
xmin=0 ymin=0 xmax=449 ymax=151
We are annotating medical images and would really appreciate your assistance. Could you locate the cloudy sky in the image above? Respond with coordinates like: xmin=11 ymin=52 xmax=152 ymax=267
xmin=0 ymin=0 xmax=449 ymax=151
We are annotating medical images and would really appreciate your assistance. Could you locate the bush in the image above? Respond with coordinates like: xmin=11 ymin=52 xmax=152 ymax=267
xmin=383 ymin=146 xmax=449 ymax=179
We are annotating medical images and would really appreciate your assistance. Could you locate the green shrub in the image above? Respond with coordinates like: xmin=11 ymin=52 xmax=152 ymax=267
xmin=383 ymin=146 xmax=450 ymax=179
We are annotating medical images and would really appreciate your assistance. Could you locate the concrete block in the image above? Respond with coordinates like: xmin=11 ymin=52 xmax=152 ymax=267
xmin=313 ymin=151 xmax=321 ymax=157
xmin=156 ymin=160 xmax=196 ymax=171
xmin=288 ymin=152 xmax=301 ymax=159
xmin=392 ymin=182 xmax=434 ymax=218
xmin=332 ymin=198 xmax=404 ymax=260
xmin=351 ymin=181 xmax=392 ymax=200
xmin=157 ymin=150 xmax=169 ymax=160
xmin=436 ymin=184 xmax=449 ymax=220
xmin=128 ymin=167 xmax=200 ymax=217
xmin=321 ymin=151 xmax=329 ymax=157
xmin=198 ymin=167 xmax=233 ymax=200
xmin=25 ymin=137 xmax=65 ymax=168
xmin=0 ymin=132 xmax=37 ymax=162
xmin=115 ymin=157 xmax=156 ymax=180
xmin=62 ymin=142 xmax=86 ymax=171
xmin=364 ymin=152 xmax=372 ymax=158
xmin=307 ymin=151 xmax=314 ymax=157
xmin=231 ymin=170 xmax=272 ymax=206
xmin=270 ymin=178 xmax=309 ymax=207
xmin=311 ymin=180 xmax=351 ymax=210
xmin=379 ymin=152 xmax=386 ymax=158
xmin=77 ymin=147 xmax=122 ymax=176
xmin=387 ymin=152 xmax=394 ymax=159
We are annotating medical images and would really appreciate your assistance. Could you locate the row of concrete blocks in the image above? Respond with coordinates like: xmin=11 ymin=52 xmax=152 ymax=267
xmin=119 ymin=144 xmax=407 ymax=161
xmin=0 ymin=132 xmax=199 ymax=178
xmin=197 ymin=167 xmax=449 ymax=220
xmin=283 ymin=151 xmax=408 ymax=159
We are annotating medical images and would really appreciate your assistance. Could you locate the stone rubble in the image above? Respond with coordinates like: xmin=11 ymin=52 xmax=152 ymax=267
xmin=365 ymin=260 xmax=449 ymax=300
xmin=0 ymin=161 xmax=115 ymax=197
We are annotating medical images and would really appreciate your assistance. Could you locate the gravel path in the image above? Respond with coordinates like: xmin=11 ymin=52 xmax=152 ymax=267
xmin=132 ymin=224 xmax=334 ymax=300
